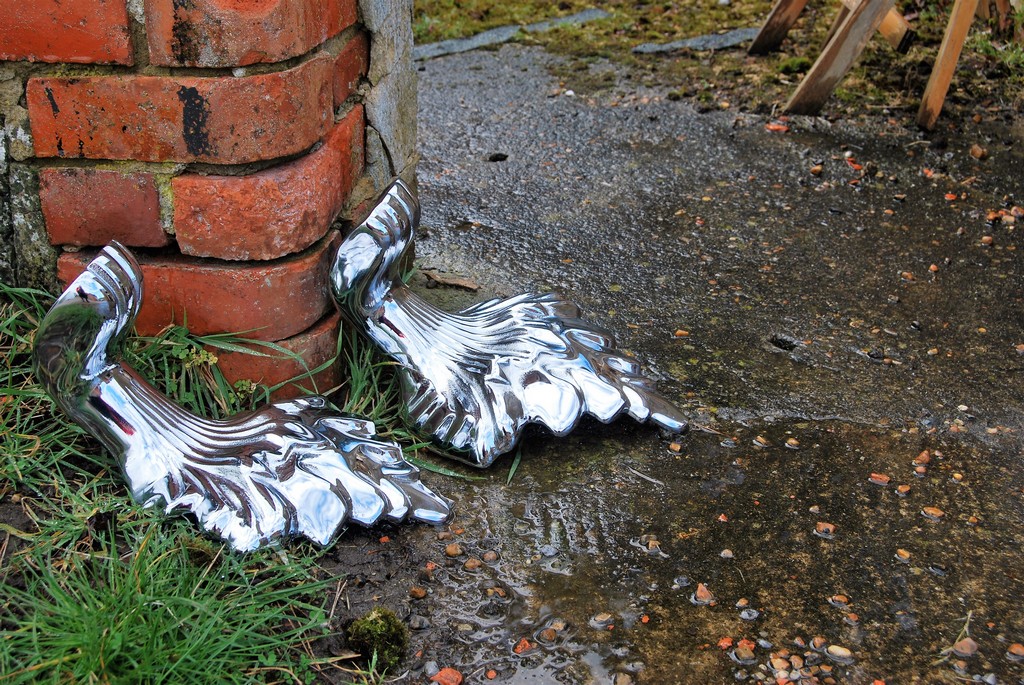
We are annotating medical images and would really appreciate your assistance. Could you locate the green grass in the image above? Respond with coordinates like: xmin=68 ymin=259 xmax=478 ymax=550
xmin=0 ymin=283 xmax=403 ymax=684
xmin=1 ymin=520 xmax=332 ymax=684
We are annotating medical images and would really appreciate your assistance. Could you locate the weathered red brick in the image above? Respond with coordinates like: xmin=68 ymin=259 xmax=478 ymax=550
xmin=333 ymin=31 xmax=369 ymax=106
xmin=57 ymin=233 xmax=340 ymax=341
xmin=0 ymin=1 xmax=133 ymax=65
xmin=39 ymin=168 xmax=169 ymax=248
xmin=145 ymin=0 xmax=357 ymax=67
xmin=216 ymin=311 xmax=343 ymax=400
xmin=27 ymin=55 xmax=332 ymax=164
xmin=173 ymin=106 xmax=365 ymax=260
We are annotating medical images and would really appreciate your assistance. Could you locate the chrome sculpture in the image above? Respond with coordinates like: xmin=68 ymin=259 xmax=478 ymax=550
xmin=331 ymin=180 xmax=688 ymax=467
xmin=33 ymin=242 xmax=451 ymax=551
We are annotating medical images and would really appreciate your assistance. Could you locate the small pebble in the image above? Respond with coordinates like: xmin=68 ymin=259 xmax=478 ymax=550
xmin=826 ymin=645 xmax=854 ymax=664
xmin=895 ymin=548 xmax=911 ymax=563
xmin=810 ymin=164 xmax=823 ymax=176
xmin=869 ymin=472 xmax=891 ymax=485
xmin=732 ymin=647 xmax=756 ymax=664
xmin=922 ymin=506 xmax=945 ymax=521
xmin=429 ymin=667 xmax=463 ymax=685
xmin=409 ymin=586 xmax=427 ymax=599
xmin=811 ymin=636 xmax=828 ymax=651
xmin=437 ymin=531 xmax=454 ymax=541
xmin=739 ymin=608 xmax=760 ymax=621
xmin=445 ymin=543 xmax=464 ymax=557
xmin=513 ymin=637 xmax=535 ymax=654
xmin=914 ymin=450 xmax=931 ymax=464
xmin=464 ymin=558 xmax=482 ymax=571
xmin=692 ymin=583 xmax=716 ymax=605
xmin=482 ymin=550 xmax=499 ymax=563
xmin=668 ymin=442 xmax=682 ymax=453
xmin=720 ymin=549 xmax=734 ymax=559
xmin=786 ymin=437 xmax=800 ymax=448
xmin=1006 ymin=643 xmax=1024 ymax=661
xmin=736 ymin=598 xmax=750 ymax=608
xmin=952 ymin=472 xmax=963 ymax=482
xmin=409 ymin=614 xmax=431 ymax=630
xmin=828 ymin=594 xmax=850 ymax=608
xmin=814 ymin=522 xmax=836 ymax=538
xmin=753 ymin=435 xmax=770 ymax=448
xmin=952 ymin=637 xmax=978 ymax=657
xmin=896 ymin=484 xmax=911 ymax=496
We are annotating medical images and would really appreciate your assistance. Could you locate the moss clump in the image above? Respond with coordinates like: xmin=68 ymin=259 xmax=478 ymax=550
xmin=778 ymin=56 xmax=812 ymax=75
xmin=346 ymin=607 xmax=409 ymax=672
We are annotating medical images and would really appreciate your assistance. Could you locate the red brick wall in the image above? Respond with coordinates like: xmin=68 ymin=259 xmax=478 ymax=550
xmin=0 ymin=0 xmax=400 ymax=399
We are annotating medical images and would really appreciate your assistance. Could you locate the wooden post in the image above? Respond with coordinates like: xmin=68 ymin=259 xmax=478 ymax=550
xmin=825 ymin=5 xmax=852 ymax=46
xmin=752 ymin=0 xmax=913 ymax=55
xmin=835 ymin=0 xmax=916 ymax=52
xmin=749 ymin=0 xmax=811 ymax=54
xmin=917 ymin=0 xmax=980 ymax=129
xmin=785 ymin=0 xmax=895 ymax=114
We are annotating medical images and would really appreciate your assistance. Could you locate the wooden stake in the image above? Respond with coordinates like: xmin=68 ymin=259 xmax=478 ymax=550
xmin=749 ymin=0 xmax=811 ymax=54
xmin=785 ymin=0 xmax=895 ymax=115
xmin=831 ymin=1 xmax=914 ymax=52
xmin=825 ymin=5 xmax=852 ymax=46
xmin=916 ymin=0 xmax=980 ymax=129
xmin=752 ymin=0 xmax=913 ymax=54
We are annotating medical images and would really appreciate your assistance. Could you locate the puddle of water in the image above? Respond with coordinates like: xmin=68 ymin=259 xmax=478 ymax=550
xmin=370 ymin=420 xmax=1022 ymax=683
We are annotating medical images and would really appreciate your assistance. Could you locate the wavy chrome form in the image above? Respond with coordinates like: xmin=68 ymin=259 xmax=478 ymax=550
xmin=331 ymin=180 xmax=688 ymax=467
xmin=33 ymin=242 xmax=451 ymax=551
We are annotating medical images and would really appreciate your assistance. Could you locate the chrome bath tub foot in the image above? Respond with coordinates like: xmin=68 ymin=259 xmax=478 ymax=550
xmin=331 ymin=180 xmax=688 ymax=467
xmin=34 ymin=242 xmax=451 ymax=551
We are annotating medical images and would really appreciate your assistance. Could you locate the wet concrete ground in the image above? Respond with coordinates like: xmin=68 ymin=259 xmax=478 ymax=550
xmin=325 ymin=45 xmax=1023 ymax=683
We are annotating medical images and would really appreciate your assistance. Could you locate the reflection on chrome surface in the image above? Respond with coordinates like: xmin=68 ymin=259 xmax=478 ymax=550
xmin=331 ymin=180 xmax=687 ymax=467
xmin=34 ymin=242 xmax=451 ymax=551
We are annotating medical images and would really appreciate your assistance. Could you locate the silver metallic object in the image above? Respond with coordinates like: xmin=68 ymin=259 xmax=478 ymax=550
xmin=33 ymin=242 xmax=451 ymax=551
xmin=331 ymin=180 xmax=688 ymax=467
